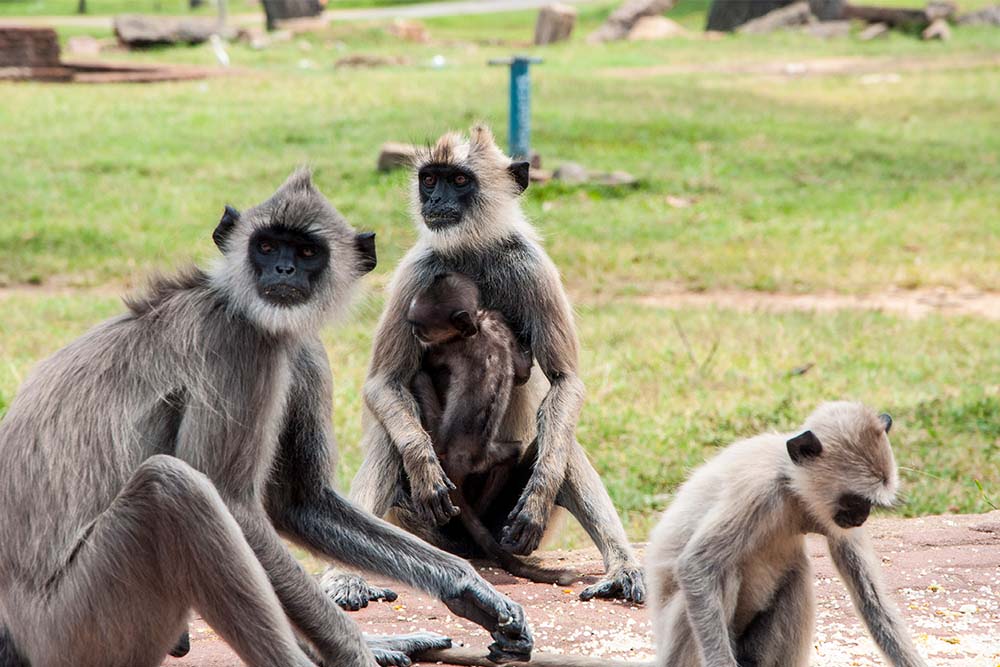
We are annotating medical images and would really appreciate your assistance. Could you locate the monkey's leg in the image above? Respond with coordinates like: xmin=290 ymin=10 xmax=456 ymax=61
xmin=652 ymin=595 xmax=700 ymax=667
xmin=25 ymin=455 xmax=311 ymax=667
xmin=554 ymin=441 xmax=645 ymax=603
xmin=735 ymin=557 xmax=814 ymax=667
xmin=0 ymin=626 xmax=28 ymax=667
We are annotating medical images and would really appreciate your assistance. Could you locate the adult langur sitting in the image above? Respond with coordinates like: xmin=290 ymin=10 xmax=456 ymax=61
xmin=0 ymin=170 xmax=531 ymax=667
xmin=321 ymin=125 xmax=645 ymax=609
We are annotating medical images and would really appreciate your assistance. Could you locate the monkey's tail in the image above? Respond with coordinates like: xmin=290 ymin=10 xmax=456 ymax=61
xmin=454 ymin=493 xmax=577 ymax=586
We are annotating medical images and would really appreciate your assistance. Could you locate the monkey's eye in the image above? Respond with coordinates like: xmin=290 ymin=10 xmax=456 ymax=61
xmin=421 ymin=174 xmax=437 ymax=188
xmin=453 ymin=173 xmax=468 ymax=186
xmin=258 ymin=241 xmax=275 ymax=254
xmin=299 ymin=246 xmax=317 ymax=258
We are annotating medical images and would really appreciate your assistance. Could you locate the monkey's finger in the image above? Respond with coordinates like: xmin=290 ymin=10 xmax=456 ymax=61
xmin=377 ymin=587 xmax=398 ymax=602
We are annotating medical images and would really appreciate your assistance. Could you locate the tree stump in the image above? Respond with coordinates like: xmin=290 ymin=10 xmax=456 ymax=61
xmin=534 ymin=3 xmax=578 ymax=45
xmin=261 ymin=0 xmax=323 ymax=31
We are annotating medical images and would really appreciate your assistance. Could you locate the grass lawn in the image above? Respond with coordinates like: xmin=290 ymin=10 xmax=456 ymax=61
xmin=0 ymin=0 xmax=998 ymax=544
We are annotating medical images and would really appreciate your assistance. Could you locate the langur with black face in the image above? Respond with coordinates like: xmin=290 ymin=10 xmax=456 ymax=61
xmin=646 ymin=402 xmax=930 ymax=667
xmin=322 ymin=125 xmax=644 ymax=609
xmin=0 ymin=170 xmax=531 ymax=667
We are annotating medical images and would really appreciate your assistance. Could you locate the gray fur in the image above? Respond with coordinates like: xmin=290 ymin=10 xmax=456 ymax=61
xmin=646 ymin=401 xmax=929 ymax=667
xmin=322 ymin=125 xmax=644 ymax=606
xmin=0 ymin=170 xmax=477 ymax=667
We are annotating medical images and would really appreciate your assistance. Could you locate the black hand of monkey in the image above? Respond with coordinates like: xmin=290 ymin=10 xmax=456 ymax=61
xmin=500 ymin=495 xmax=548 ymax=556
xmin=412 ymin=465 xmax=460 ymax=526
xmin=579 ymin=564 xmax=646 ymax=604
xmin=443 ymin=580 xmax=533 ymax=662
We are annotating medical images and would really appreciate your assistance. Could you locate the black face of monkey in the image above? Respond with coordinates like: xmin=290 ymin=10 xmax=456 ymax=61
xmin=418 ymin=165 xmax=480 ymax=230
xmin=407 ymin=273 xmax=480 ymax=345
xmin=834 ymin=493 xmax=872 ymax=528
xmin=249 ymin=227 xmax=329 ymax=307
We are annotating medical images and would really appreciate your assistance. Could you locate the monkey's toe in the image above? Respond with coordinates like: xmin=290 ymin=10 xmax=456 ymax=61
xmin=367 ymin=632 xmax=452 ymax=666
xmin=323 ymin=573 xmax=398 ymax=611
xmin=579 ymin=565 xmax=646 ymax=603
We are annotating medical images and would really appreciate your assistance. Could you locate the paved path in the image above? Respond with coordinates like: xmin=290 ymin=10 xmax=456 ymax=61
xmin=0 ymin=0 xmax=594 ymax=29
xmin=166 ymin=511 xmax=1000 ymax=666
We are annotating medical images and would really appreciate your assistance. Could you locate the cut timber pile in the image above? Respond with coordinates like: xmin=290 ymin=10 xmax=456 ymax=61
xmin=0 ymin=25 xmax=221 ymax=83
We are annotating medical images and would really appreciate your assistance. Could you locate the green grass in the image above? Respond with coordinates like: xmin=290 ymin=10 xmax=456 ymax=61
xmin=2 ymin=291 xmax=998 ymax=540
xmin=0 ymin=1 xmax=998 ymax=543
xmin=0 ymin=0 xmax=463 ymax=17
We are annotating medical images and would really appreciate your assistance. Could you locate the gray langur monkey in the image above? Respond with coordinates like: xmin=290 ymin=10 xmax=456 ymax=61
xmin=321 ymin=125 xmax=644 ymax=608
xmin=646 ymin=401 xmax=930 ymax=667
xmin=0 ymin=170 xmax=532 ymax=667
xmin=406 ymin=272 xmax=576 ymax=586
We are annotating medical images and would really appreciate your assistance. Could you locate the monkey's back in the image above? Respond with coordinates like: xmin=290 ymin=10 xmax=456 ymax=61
xmin=0 ymin=275 xmax=286 ymax=593
xmin=646 ymin=434 xmax=808 ymax=623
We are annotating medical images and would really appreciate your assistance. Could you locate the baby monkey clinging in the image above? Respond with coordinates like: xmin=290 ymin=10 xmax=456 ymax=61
xmin=646 ymin=401 xmax=929 ymax=667
xmin=407 ymin=272 xmax=575 ymax=585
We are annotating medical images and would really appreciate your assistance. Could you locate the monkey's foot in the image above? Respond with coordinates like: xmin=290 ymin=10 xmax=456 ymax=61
xmin=366 ymin=632 xmax=452 ymax=667
xmin=321 ymin=572 xmax=398 ymax=611
xmin=168 ymin=630 xmax=190 ymax=657
xmin=579 ymin=564 xmax=646 ymax=604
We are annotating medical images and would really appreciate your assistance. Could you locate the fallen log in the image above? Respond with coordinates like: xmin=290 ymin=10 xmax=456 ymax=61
xmin=840 ymin=2 xmax=950 ymax=27
xmin=587 ymin=0 xmax=678 ymax=42
xmin=418 ymin=646 xmax=653 ymax=667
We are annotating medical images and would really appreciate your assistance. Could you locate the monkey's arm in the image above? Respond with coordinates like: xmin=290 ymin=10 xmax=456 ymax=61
xmin=828 ymin=531 xmax=929 ymax=667
xmin=268 ymin=345 xmax=533 ymax=660
xmin=411 ymin=370 xmax=443 ymax=439
xmin=364 ymin=278 xmax=459 ymax=526
xmin=502 ymin=258 xmax=585 ymax=555
xmin=675 ymin=495 xmax=783 ymax=667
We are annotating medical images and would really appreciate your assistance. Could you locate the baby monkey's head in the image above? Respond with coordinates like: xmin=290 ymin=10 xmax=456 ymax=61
xmin=785 ymin=401 xmax=899 ymax=534
xmin=407 ymin=272 xmax=480 ymax=346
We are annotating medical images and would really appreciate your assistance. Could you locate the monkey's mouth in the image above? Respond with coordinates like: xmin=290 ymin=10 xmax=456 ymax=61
xmin=422 ymin=211 xmax=462 ymax=230
xmin=258 ymin=283 xmax=309 ymax=307
xmin=833 ymin=505 xmax=871 ymax=529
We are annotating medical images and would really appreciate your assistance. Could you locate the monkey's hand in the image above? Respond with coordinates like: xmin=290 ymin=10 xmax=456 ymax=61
xmin=500 ymin=489 xmax=553 ymax=556
xmin=580 ymin=564 xmax=646 ymax=604
xmin=365 ymin=632 xmax=452 ymax=667
xmin=443 ymin=577 xmax=533 ymax=662
xmin=407 ymin=454 xmax=460 ymax=526
xmin=320 ymin=571 xmax=398 ymax=611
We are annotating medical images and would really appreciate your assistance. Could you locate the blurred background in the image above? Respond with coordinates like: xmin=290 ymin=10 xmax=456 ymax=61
xmin=1 ymin=0 xmax=998 ymax=550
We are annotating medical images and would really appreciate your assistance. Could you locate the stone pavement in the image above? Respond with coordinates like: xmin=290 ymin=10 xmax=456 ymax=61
xmin=167 ymin=511 xmax=1000 ymax=666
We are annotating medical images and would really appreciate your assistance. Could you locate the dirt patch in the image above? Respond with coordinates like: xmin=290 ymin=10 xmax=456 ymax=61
xmin=603 ymin=53 xmax=1000 ymax=79
xmin=165 ymin=511 xmax=1000 ymax=667
xmin=619 ymin=285 xmax=1000 ymax=320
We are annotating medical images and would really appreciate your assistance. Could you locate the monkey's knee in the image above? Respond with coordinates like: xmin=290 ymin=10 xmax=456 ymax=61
xmin=129 ymin=455 xmax=222 ymax=515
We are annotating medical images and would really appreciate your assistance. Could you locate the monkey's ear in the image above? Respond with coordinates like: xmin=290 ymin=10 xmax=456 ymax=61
xmin=787 ymin=430 xmax=823 ymax=465
xmin=878 ymin=413 xmax=893 ymax=433
xmin=355 ymin=232 xmax=377 ymax=274
xmin=508 ymin=161 xmax=530 ymax=194
xmin=451 ymin=310 xmax=478 ymax=338
xmin=212 ymin=205 xmax=240 ymax=251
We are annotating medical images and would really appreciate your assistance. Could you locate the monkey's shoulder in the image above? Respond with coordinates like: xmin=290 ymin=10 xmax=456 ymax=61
xmin=123 ymin=267 xmax=213 ymax=318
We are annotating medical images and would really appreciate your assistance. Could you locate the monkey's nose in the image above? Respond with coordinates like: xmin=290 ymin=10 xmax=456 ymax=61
xmin=275 ymin=264 xmax=295 ymax=275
